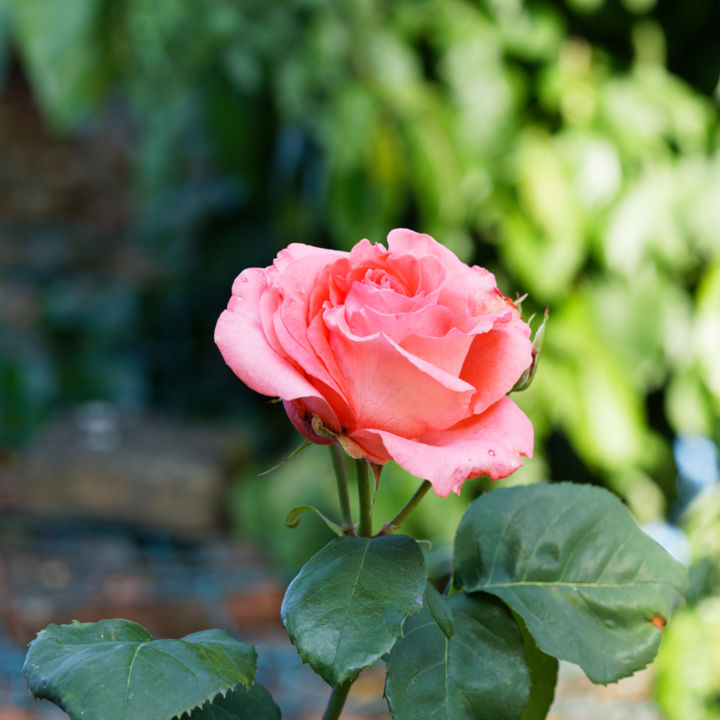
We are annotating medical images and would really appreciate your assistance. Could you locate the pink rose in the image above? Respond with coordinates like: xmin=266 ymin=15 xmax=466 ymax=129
xmin=215 ymin=229 xmax=533 ymax=497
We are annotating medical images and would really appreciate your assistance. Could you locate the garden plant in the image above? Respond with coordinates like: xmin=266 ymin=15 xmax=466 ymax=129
xmin=22 ymin=230 xmax=687 ymax=720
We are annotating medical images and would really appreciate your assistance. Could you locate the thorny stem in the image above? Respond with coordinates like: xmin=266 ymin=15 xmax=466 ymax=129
xmin=330 ymin=444 xmax=354 ymax=534
xmin=322 ymin=677 xmax=353 ymax=720
xmin=356 ymin=459 xmax=373 ymax=537
xmin=377 ymin=480 xmax=433 ymax=535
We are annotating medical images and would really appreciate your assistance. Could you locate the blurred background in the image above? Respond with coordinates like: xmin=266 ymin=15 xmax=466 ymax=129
xmin=1 ymin=0 xmax=720 ymax=718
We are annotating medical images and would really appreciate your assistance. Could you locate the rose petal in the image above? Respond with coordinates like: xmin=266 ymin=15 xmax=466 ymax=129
xmin=386 ymin=229 xmax=509 ymax=326
xmin=325 ymin=307 xmax=475 ymax=437
xmin=349 ymin=396 xmax=533 ymax=497
xmin=214 ymin=268 xmax=327 ymax=405
xmin=272 ymin=242 xmax=345 ymax=272
xmin=272 ymin=288 xmax=353 ymax=413
xmin=346 ymin=302 xmax=454 ymax=342
xmin=262 ymin=250 xmax=358 ymax=427
xmin=461 ymin=322 xmax=533 ymax=414
xmin=400 ymin=328 xmax=475 ymax=376
xmin=345 ymin=280 xmax=422 ymax=316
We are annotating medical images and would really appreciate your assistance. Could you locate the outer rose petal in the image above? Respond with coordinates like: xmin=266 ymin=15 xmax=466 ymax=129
xmin=272 ymin=242 xmax=345 ymax=272
xmin=461 ymin=323 xmax=533 ymax=414
xmin=214 ymin=267 xmax=331 ymax=410
xmin=349 ymin=396 xmax=533 ymax=497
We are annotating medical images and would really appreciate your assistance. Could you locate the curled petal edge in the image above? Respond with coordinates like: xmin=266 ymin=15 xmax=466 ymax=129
xmin=348 ymin=396 xmax=534 ymax=497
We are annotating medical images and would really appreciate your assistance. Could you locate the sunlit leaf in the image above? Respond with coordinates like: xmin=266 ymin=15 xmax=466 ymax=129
xmin=454 ymin=483 xmax=688 ymax=683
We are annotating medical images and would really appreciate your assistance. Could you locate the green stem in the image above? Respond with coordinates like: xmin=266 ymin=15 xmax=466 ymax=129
xmin=322 ymin=457 xmax=370 ymax=718
xmin=322 ymin=678 xmax=353 ymax=720
xmin=330 ymin=444 xmax=354 ymax=534
xmin=378 ymin=480 xmax=432 ymax=535
xmin=356 ymin=459 xmax=373 ymax=537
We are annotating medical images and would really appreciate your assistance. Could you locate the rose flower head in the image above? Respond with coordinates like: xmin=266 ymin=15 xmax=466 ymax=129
xmin=215 ymin=229 xmax=534 ymax=497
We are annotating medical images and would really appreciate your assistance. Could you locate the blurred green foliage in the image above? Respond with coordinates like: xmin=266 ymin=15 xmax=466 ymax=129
xmin=5 ymin=0 xmax=719 ymax=505
xmin=1 ymin=0 xmax=720 ymax=706
xmin=656 ymin=483 xmax=720 ymax=720
xmin=0 ymin=0 xmax=716 ymax=500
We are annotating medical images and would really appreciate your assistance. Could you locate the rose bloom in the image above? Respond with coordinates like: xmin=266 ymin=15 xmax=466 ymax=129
xmin=215 ymin=229 xmax=533 ymax=497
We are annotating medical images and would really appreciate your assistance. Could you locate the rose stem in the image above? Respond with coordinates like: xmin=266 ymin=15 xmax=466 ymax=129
xmin=378 ymin=480 xmax=432 ymax=535
xmin=320 ymin=462 xmax=372 ymax=718
xmin=330 ymin=443 xmax=354 ymax=534
xmin=356 ymin=459 xmax=373 ymax=537
xmin=322 ymin=678 xmax=353 ymax=720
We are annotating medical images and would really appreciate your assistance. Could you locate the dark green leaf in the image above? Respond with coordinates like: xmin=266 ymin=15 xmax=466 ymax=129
xmin=424 ymin=583 xmax=454 ymax=638
xmin=454 ymin=483 xmax=689 ymax=683
xmin=385 ymin=593 xmax=530 ymax=720
xmin=187 ymin=683 xmax=281 ymax=720
xmin=281 ymin=534 xmax=426 ymax=686
xmin=514 ymin=612 xmax=558 ymax=720
xmin=23 ymin=619 xmax=257 ymax=720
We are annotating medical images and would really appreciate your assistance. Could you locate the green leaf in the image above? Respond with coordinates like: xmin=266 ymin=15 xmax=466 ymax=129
xmin=424 ymin=583 xmax=454 ymax=638
xmin=0 ymin=3 xmax=9 ymax=88
xmin=514 ymin=612 xmax=558 ymax=720
xmin=454 ymin=483 xmax=689 ymax=683
xmin=187 ymin=683 xmax=281 ymax=720
xmin=284 ymin=504 xmax=345 ymax=536
xmin=384 ymin=593 xmax=531 ymax=720
xmin=8 ymin=0 xmax=106 ymax=128
xmin=281 ymin=534 xmax=426 ymax=686
xmin=23 ymin=619 xmax=257 ymax=720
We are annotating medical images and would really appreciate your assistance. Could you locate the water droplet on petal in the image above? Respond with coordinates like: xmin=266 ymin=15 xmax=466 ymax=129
xmin=240 ymin=276 xmax=248 ymax=283
xmin=488 ymin=449 xmax=495 ymax=456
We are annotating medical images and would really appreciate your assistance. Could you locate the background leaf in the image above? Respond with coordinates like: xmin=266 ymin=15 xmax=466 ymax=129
xmin=187 ymin=683 xmax=281 ymax=720
xmin=7 ymin=0 xmax=106 ymax=128
xmin=281 ymin=534 xmax=426 ymax=686
xmin=454 ymin=483 xmax=688 ymax=683
xmin=23 ymin=619 xmax=257 ymax=720
xmin=384 ymin=593 xmax=530 ymax=720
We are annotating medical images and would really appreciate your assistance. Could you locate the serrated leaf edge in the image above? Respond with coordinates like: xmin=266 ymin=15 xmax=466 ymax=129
xmin=23 ymin=620 xmax=258 ymax=720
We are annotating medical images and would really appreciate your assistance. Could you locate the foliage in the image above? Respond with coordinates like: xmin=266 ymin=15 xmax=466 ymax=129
xmin=24 ymin=480 xmax=687 ymax=719
xmin=1 ymin=1 xmax=719 ymax=514
xmin=22 ymin=619 xmax=278 ymax=720
xmin=385 ymin=593 xmax=533 ymax=720
xmin=655 ymin=483 xmax=720 ymax=720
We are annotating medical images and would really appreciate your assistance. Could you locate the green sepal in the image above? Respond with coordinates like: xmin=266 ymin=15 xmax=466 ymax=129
xmin=512 ymin=306 xmax=548 ymax=392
